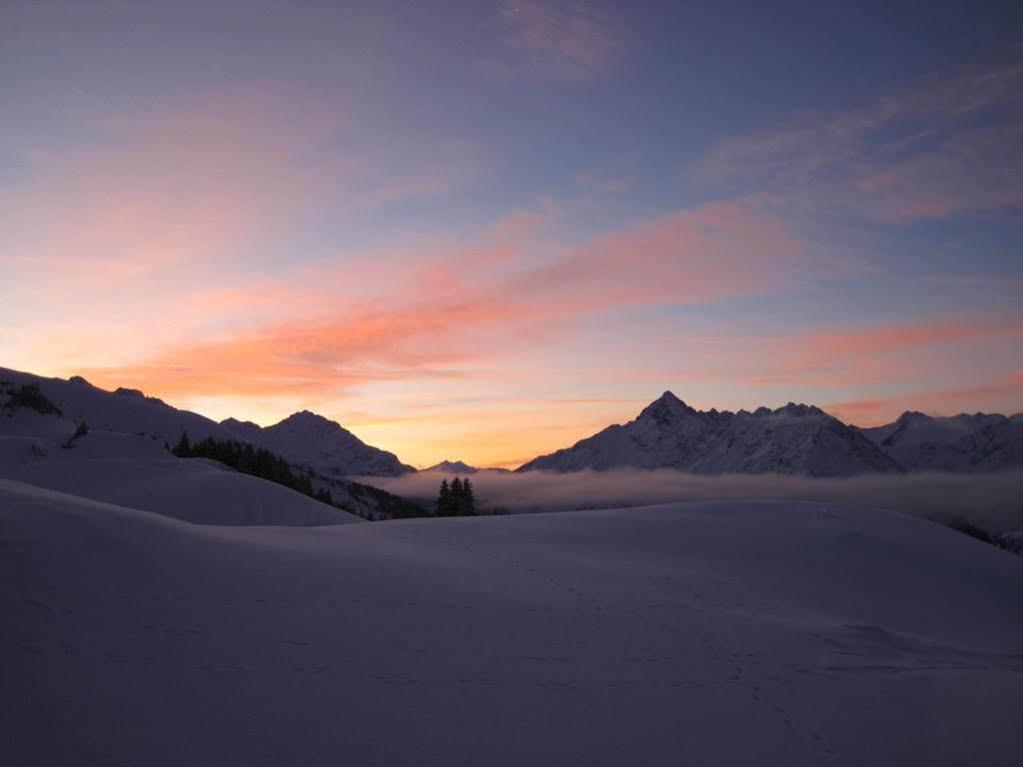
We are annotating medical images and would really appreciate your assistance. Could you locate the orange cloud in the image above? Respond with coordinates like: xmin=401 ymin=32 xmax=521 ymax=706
xmin=70 ymin=199 xmax=808 ymax=401
xmin=510 ymin=199 xmax=810 ymax=313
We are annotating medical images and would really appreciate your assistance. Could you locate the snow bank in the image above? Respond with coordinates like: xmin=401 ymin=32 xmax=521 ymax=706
xmin=0 ymin=428 xmax=360 ymax=526
xmin=2 ymin=479 xmax=1020 ymax=766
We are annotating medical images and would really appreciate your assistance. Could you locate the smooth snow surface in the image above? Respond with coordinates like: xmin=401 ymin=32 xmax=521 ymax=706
xmin=3 ymin=479 xmax=1020 ymax=766
xmin=0 ymin=411 xmax=360 ymax=526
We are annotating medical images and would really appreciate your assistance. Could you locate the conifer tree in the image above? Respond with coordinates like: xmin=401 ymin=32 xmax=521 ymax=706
xmin=462 ymin=477 xmax=476 ymax=515
xmin=437 ymin=478 xmax=452 ymax=516
xmin=174 ymin=431 xmax=191 ymax=457
xmin=450 ymin=477 xmax=463 ymax=516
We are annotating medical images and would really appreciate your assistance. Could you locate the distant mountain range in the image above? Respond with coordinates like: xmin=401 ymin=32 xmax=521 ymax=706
xmin=222 ymin=411 xmax=413 ymax=477
xmin=3 ymin=368 xmax=1020 ymax=478
xmin=860 ymin=410 xmax=1023 ymax=473
xmin=0 ymin=368 xmax=412 ymax=479
xmin=421 ymin=460 xmax=512 ymax=474
xmin=422 ymin=460 xmax=479 ymax=474
xmin=517 ymin=391 xmax=1023 ymax=476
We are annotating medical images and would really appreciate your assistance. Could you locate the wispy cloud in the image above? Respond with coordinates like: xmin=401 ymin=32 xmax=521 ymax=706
xmin=825 ymin=371 xmax=1023 ymax=426
xmin=696 ymin=57 xmax=1023 ymax=223
xmin=0 ymin=86 xmax=482 ymax=283
xmin=748 ymin=316 xmax=1023 ymax=389
xmin=73 ymin=199 xmax=808 ymax=401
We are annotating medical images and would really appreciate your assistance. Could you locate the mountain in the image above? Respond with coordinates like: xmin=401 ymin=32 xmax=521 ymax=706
xmin=0 ymin=368 xmax=412 ymax=478
xmin=860 ymin=411 xmax=1023 ymax=472
xmin=0 ymin=401 xmax=359 ymax=526
xmin=0 ymin=368 xmax=420 ymax=519
xmin=222 ymin=410 xmax=415 ymax=477
xmin=517 ymin=391 xmax=902 ymax=476
xmin=422 ymin=459 xmax=479 ymax=474
xmin=1 ymin=367 xmax=232 ymax=445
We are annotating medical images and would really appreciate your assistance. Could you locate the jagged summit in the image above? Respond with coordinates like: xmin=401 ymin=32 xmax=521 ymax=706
xmin=640 ymin=390 xmax=695 ymax=416
xmin=861 ymin=410 xmax=1023 ymax=472
xmin=773 ymin=403 xmax=827 ymax=418
xmin=518 ymin=391 xmax=900 ymax=476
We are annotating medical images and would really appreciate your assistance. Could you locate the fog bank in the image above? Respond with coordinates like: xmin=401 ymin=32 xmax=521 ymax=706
xmin=357 ymin=469 xmax=1023 ymax=532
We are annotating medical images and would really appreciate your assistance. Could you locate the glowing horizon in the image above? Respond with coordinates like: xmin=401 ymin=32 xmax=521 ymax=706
xmin=2 ymin=1 xmax=1021 ymax=469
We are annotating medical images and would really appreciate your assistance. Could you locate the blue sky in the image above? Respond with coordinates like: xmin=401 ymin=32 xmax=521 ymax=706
xmin=2 ymin=1 xmax=1021 ymax=466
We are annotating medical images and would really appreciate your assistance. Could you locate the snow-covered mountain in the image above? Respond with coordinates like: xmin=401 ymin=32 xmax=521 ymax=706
xmin=0 ymin=368 xmax=420 ymax=520
xmin=1 ymin=367 xmax=233 ymax=445
xmin=422 ymin=459 xmax=480 ymax=474
xmin=0 ymin=405 xmax=360 ymax=526
xmin=860 ymin=411 xmax=1023 ymax=472
xmin=517 ymin=391 xmax=901 ymax=476
xmin=222 ymin=410 xmax=414 ymax=478
xmin=0 ymin=368 xmax=413 ymax=478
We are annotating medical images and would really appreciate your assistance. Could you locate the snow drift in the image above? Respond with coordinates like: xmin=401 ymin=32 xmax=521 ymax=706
xmin=2 ymin=479 xmax=1021 ymax=766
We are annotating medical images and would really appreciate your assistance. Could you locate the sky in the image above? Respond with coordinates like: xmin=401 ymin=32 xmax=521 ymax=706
xmin=2 ymin=0 xmax=1022 ymax=468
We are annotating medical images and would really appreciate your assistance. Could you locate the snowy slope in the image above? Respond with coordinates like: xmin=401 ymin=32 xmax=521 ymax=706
xmin=519 ymin=392 xmax=901 ymax=476
xmin=0 ymin=367 xmax=231 ymax=445
xmin=0 ymin=409 xmax=359 ymax=526
xmin=224 ymin=410 xmax=414 ymax=478
xmin=861 ymin=410 xmax=1023 ymax=472
xmin=0 ymin=368 xmax=414 ymax=477
xmin=2 ymin=481 xmax=1020 ymax=766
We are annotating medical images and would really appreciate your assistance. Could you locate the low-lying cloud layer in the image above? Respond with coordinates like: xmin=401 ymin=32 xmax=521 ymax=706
xmin=360 ymin=469 xmax=1023 ymax=533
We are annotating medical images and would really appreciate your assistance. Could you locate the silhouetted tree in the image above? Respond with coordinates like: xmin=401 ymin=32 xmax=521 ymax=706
xmin=436 ymin=476 xmax=477 ymax=516
xmin=461 ymin=477 xmax=476 ymax=516
xmin=174 ymin=431 xmax=191 ymax=457
xmin=437 ymin=478 xmax=453 ymax=516
xmin=3 ymin=383 xmax=62 ymax=415
xmin=450 ymin=477 xmax=463 ymax=516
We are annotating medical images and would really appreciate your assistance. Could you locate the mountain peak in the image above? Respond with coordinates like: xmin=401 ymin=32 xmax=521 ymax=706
xmin=424 ymin=459 xmax=478 ymax=474
xmin=281 ymin=410 xmax=336 ymax=427
xmin=221 ymin=417 xmax=262 ymax=433
xmin=639 ymin=390 xmax=696 ymax=422
xmin=773 ymin=402 xmax=826 ymax=418
xmin=895 ymin=410 xmax=930 ymax=425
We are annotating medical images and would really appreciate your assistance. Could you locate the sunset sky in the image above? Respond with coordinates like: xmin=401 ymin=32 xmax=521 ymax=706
xmin=2 ymin=1 xmax=1022 ymax=468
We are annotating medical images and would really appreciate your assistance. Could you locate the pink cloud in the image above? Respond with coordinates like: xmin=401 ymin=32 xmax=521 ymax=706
xmin=70 ymin=199 xmax=809 ymax=401
xmin=745 ymin=316 xmax=1023 ymax=389
xmin=0 ymin=86 xmax=483 ymax=290
xmin=826 ymin=372 xmax=1023 ymax=426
